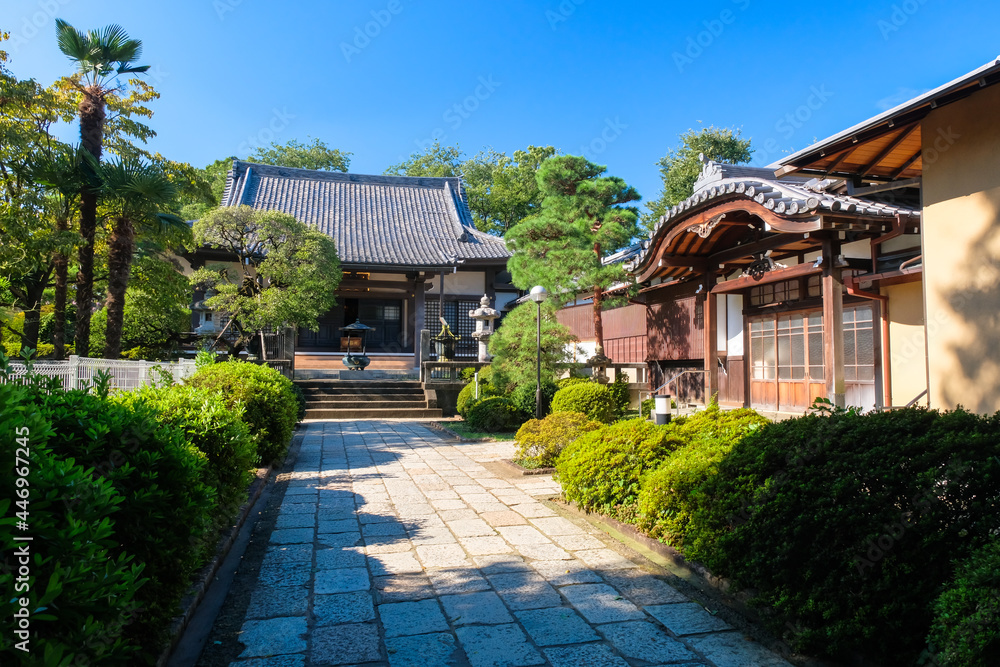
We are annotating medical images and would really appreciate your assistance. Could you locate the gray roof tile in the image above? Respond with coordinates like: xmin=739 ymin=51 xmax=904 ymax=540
xmin=221 ymin=161 xmax=510 ymax=268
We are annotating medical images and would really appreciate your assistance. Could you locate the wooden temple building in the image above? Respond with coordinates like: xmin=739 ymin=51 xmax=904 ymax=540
xmin=189 ymin=162 xmax=516 ymax=373
xmin=561 ymin=58 xmax=1000 ymax=416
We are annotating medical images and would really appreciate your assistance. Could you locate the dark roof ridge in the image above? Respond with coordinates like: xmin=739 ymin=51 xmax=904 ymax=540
xmin=229 ymin=160 xmax=465 ymax=190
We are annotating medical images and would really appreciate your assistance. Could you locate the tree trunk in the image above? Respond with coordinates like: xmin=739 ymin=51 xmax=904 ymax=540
xmin=11 ymin=273 xmax=49 ymax=358
xmin=104 ymin=216 xmax=135 ymax=360
xmin=592 ymin=285 xmax=605 ymax=352
xmin=53 ymin=217 xmax=69 ymax=360
xmin=592 ymin=242 xmax=605 ymax=352
xmin=74 ymin=87 xmax=106 ymax=358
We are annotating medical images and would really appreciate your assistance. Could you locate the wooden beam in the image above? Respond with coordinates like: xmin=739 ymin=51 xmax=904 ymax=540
xmin=822 ymin=146 xmax=857 ymax=176
xmin=707 ymin=234 xmax=802 ymax=266
xmin=711 ymin=262 xmax=822 ymax=294
xmin=858 ymin=124 xmax=919 ymax=176
xmin=847 ymin=177 xmax=922 ymax=197
xmin=890 ymin=148 xmax=922 ymax=179
xmin=703 ymin=271 xmax=719 ymax=402
xmin=822 ymin=237 xmax=846 ymax=407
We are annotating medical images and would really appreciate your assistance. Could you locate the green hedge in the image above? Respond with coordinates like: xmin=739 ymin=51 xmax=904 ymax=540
xmin=513 ymin=411 xmax=602 ymax=468
xmin=636 ymin=405 xmax=768 ymax=548
xmin=0 ymin=380 xmax=145 ymax=666
xmin=927 ymin=539 xmax=1000 ymax=666
xmin=114 ymin=384 xmax=256 ymax=513
xmin=457 ymin=367 xmax=495 ymax=418
xmin=9 ymin=373 xmax=216 ymax=662
xmin=556 ymin=418 xmax=681 ymax=516
xmin=186 ymin=361 xmax=298 ymax=464
xmin=551 ymin=382 xmax=615 ymax=423
xmin=466 ymin=396 xmax=521 ymax=433
xmin=510 ymin=379 xmax=558 ymax=421
xmin=688 ymin=408 xmax=1000 ymax=663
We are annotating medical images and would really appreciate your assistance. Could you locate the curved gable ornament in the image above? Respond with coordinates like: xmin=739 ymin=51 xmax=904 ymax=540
xmin=686 ymin=213 xmax=726 ymax=239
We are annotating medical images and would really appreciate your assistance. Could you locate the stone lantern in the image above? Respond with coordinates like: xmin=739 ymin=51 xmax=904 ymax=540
xmin=468 ymin=294 xmax=500 ymax=362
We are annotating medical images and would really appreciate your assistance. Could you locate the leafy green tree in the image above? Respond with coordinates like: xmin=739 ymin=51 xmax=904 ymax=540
xmin=462 ymin=145 xmax=556 ymax=235
xmin=90 ymin=255 xmax=191 ymax=360
xmin=29 ymin=144 xmax=87 ymax=359
xmin=488 ymin=300 xmax=577 ymax=392
xmin=249 ymin=137 xmax=352 ymax=172
xmin=386 ymin=141 xmax=463 ymax=177
xmin=54 ymin=18 xmax=150 ymax=356
xmin=0 ymin=39 xmax=75 ymax=358
xmin=191 ymin=205 xmax=341 ymax=357
xmin=642 ymin=125 xmax=753 ymax=233
xmin=95 ymin=158 xmax=188 ymax=358
xmin=505 ymin=155 xmax=640 ymax=355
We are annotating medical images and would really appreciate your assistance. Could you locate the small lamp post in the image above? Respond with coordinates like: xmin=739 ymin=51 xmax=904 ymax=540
xmin=529 ymin=285 xmax=548 ymax=419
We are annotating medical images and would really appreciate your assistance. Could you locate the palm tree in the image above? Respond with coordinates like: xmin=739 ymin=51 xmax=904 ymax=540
xmin=55 ymin=18 xmax=149 ymax=357
xmin=31 ymin=144 xmax=87 ymax=359
xmin=95 ymin=159 xmax=185 ymax=359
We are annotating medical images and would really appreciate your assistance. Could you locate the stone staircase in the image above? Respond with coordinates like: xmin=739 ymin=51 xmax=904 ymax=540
xmin=296 ymin=379 xmax=443 ymax=420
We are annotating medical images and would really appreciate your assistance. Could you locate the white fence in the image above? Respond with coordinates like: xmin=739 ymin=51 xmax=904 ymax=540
xmin=2 ymin=355 xmax=198 ymax=392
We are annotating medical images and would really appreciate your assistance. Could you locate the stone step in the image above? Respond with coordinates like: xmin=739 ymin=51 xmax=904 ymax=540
xmin=303 ymin=407 xmax=444 ymax=420
xmin=300 ymin=389 xmax=426 ymax=399
xmin=304 ymin=400 xmax=430 ymax=410
xmin=296 ymin=380 xmax=423 ymax=388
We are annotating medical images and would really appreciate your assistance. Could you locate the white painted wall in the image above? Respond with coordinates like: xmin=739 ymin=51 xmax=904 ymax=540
xmin=427 ymin=271 xmax=487 ymax=295
xmin=727 ymin=294 xmax=744 ymax=356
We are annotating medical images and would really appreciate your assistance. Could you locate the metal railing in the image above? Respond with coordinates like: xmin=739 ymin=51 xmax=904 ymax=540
xmin=2 ymin=355 xmax=197 ymax=391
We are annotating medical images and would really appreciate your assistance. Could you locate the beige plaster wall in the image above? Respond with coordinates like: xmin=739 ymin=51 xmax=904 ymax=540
xmin=426 ymin=271 xmax=486 ymax=296
xmin=885 ymin=281 xmax=928 ymax=406
xmin=922 ymin=83 xmax=1000 ymax=412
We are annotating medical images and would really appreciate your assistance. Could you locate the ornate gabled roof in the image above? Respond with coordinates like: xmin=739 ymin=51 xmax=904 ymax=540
xmin=220 ymin=161 xmax=510 ymax=268
xmin=627 ymin=159 xmax=920 ymax=276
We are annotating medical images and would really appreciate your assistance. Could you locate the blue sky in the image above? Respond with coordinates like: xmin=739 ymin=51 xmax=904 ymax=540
xmin=4 ymin=0 xmax=998 ymax=209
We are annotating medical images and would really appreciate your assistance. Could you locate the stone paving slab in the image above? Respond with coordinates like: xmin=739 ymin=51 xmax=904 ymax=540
xmin=224 ymin=420 xmax=793 ymax=667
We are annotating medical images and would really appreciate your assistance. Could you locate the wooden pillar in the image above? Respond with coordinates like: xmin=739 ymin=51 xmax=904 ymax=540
xmin=413 ymin=274 xmax=426 ymax=354
xmin=822 ymin=237 xmax=846 ymax=407
xmin=703 ymin=272 xmax=719 ymax=403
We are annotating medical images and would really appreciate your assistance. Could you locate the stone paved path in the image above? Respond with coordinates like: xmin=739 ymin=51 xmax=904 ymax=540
xmin=224 ymin=421 xmax=792 ymax=667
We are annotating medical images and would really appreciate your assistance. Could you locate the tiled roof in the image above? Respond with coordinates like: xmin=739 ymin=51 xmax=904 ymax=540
xmin=221 ymin=161 xmax=510 ymax=268
xmin=628 ymin=159 xmax=919 ymax=272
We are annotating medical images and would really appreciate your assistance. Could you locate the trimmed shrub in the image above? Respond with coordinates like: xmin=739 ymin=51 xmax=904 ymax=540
xmin=18 ymin=374 xmax=215 ymax=661
xmin=556 ymin=418 xmax=683 ymax=515
xmin=551 ymin=382 xmax=615 ymax=423
xmin=457 ymin=367 xmax=495 ymax=418
xmin=636 ymin=405 xmax=768 ymax=547
xmin=557 ymin=376 xmax=591 ymax=389
xmin=0 ymin=380 xmax=145 ymax=666
xmin=290 ymin=382 xmax=307 ymax=421
xmin=114 ymin=384 xmax=257 ymax=513
xmin=466 ymin=396 xmax=521 ymax=433
xmin=514 ymin=411 xmax=603 ymax=468
xmin=641 ymin=397 xmax=654 ymax=419
xmin=509 ymin=379 xmax=558 ymax=421
xmin=927 ymin=539 xmax=1000 ymax=667
xmin=608 ymin=372 xmax=631 ymax=419
xmin=187 ymin=361 xmax=299 ymax=464
xmin=688 ymin=407 xmax=1000 ymax=663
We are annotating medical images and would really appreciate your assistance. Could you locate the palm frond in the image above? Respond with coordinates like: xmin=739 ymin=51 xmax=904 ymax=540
xmin=54 ymin=18 xmax=89 ymax=61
